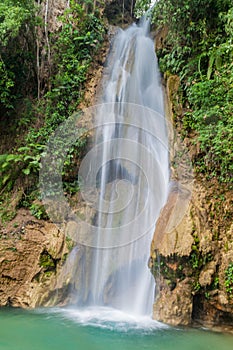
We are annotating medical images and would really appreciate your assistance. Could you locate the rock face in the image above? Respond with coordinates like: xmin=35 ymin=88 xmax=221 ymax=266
xmin=153 ymin=278 xmax=193 ymax=326
xmin=151 ymin=75 xmax=233 ymax=330
xmin=0 ymin=210 xmax=69 ymax=307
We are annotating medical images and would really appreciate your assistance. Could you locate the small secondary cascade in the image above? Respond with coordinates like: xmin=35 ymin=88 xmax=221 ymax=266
xmin=74 ymin=16 xmax=170 ymax=317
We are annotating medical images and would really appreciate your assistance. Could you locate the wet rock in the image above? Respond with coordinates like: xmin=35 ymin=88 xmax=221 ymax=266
xmin=0 ymin=219 xmax=69 ymax=308
xmin=153 ymin=278 xmax=193 ymax=326
xmin=151 ymin=71 xmax=233 ymax=330
xmin=199 ymin=261 xmax=217 ymax=287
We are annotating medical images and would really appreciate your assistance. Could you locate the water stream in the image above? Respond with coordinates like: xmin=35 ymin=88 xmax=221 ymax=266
xmin=1 ymin=308 xmax=233 ymax=350
xmin=72 ymin=16 xmax=169 ymax=318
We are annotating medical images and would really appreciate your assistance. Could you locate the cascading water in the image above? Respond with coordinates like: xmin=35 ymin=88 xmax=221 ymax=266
xmin=43 ymin=13 xmax=170 ymax=324
xmin=72 ymin=16 xmax=170 ymax=318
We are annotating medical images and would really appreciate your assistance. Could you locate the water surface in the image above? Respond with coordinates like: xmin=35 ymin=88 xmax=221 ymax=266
xmin=1 ymin=307 xmax=232 ymax=350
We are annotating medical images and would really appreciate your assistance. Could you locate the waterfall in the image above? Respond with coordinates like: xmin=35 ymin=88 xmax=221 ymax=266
xmin=40 ymin=15 xmax=171 ymax=319
xmin=71 ymin=17 xmax=170 ymax=317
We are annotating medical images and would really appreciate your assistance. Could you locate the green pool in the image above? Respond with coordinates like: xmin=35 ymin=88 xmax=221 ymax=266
xmin=0 ymin=307 xmax=232 ymax=350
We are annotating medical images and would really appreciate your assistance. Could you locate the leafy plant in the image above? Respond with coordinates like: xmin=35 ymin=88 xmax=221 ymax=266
xmin=0 ymin=1 xmax=105 ymax=215
xmin=0 ymin=0 xmax=37 ymax=108
xmin=29 ymin=203 xmax=48 ymax=220
xmin=39 ymin=250 xmax=56 ymax=270
xmin=225 ymin=262 xmax=233 ymax=295
xmin=135 ymin=0 xmax=233 ymax=183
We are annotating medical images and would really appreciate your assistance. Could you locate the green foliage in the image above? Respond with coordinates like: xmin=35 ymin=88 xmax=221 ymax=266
xmin=193 ymin=281 xmax=201 ymax=292
xmin=39 ymin=251 xmax=56 ymax=270
xmin=18 ymin=1 xmax=105 ymax=179
xmin=186 ymin=64 xmax=233 ymax=181
xmin=29 ymin=203 xmax=48 ymax=220
xmin=0 ymin=1 xmax=105 ymax=214
xmin=0 ymin=0 xmax=35 ymax=46
xmin=0 ymin=58 xmax=14 ymax=108
xmin=51 ymin=2 xmax=105 ymax=106
xmin=0 ymin=145 xmax=44 ymax=192
xmin=0 ymin=0 xmax=37 ymax=108
xmin=136 ymin=0 xmax=233 ymax=182
xmin=0 ymin=153 xmax=23 ymax=191
xmin=134 ymin=0 xmax=152 ymax=17
xmin=190 ymin=252 xmax=200 ymax=269
xmin=224 ymin=7 xmax=233 ymax=36
xmin=213 ymin=276 xmax=219 ymax=289
xmin=0 ymin=207 xmax=16 ymax=224
xmin=65 ymin=236 xmax=74 ymax=251
xmin=0 ymin=192 xmax=17 ymax=223
xmin=192 ymin=251 xmax=212 ymax=266
xmin=225 ymin=262 xmax=233 ymax=295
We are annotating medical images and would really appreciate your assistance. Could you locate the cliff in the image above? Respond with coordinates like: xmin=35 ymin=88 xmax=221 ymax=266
xmin=151 ymin=26 xmax=233 ymax=330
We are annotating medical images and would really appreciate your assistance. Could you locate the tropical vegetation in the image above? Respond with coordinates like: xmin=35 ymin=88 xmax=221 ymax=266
xmin=0 ymin=0 xmax=105 ymax=222
xmin=136 ymin=0 xmax=233 ymax=183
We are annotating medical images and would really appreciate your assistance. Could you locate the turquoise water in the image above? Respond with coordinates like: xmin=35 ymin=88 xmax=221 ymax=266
xmin=0 ymin=307 xmax=233 ymax=350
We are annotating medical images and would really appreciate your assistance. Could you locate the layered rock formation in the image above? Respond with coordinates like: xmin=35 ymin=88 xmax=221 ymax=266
xmin=0 ymin=210 xmax=69 ymax=307
xmin=151 ymin=73 xmax=233 ymax=330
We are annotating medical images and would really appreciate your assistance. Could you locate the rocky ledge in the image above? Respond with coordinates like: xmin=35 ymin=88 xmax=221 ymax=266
xmin=151 ymin=74 xmax=233 ymax=331
xmin=0 ymin=209 xmax=69 ymax=307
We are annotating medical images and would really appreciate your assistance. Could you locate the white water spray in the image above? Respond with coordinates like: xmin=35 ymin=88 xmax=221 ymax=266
xmin=73 ymin=17 xmax=170 ymax=317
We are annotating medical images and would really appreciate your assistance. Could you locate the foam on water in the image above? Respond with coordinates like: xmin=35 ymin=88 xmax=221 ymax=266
xmin=42 ymin=307 xmax=168 ymax=332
